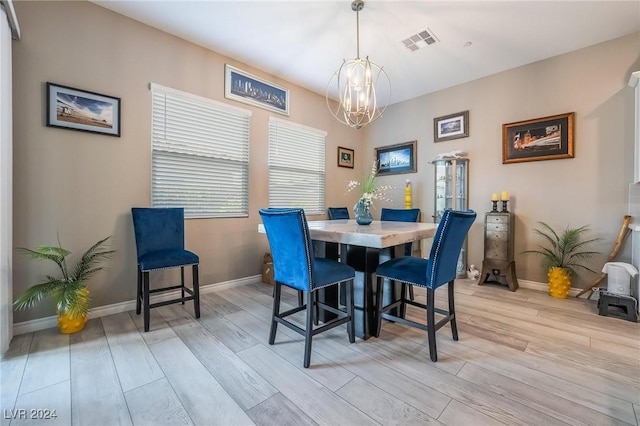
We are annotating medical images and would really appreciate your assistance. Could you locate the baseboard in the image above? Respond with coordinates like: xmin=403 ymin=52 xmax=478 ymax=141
xmin=12 ymin=275 xmax=262 ymax=336
xmin=463 ymin=277 xmax=587 ymax=298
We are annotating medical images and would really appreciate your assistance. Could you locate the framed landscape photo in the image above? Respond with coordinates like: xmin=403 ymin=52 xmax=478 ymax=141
xmin=375 ymin=140 xmax=417 ymax=176
xmin=224 ymin=64 xmax=289 ymax=115
xmin=502 ymin=112 xmax=574 ymax=164
xmin=46 ymin=82 xmax=121 ymax=137
xmin=434 ymin=110 xmax=469 ymax=142
xmin=338 ymin=146 xmax=354 ymax=168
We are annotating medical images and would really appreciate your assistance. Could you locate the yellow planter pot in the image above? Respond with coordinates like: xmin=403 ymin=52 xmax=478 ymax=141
xmin=548 ymin=266 xmax=571 ymax=299
xmin=57 ymin=312 xmax=87 ymax=334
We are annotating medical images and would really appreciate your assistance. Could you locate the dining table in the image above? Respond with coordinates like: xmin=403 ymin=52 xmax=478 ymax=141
xmin=259 ymin=219 xmax=438 ymax=339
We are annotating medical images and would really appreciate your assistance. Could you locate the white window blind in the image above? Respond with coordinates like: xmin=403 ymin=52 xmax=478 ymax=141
xmin=150 ymin=83 xmax=251 ymax=218
xmin=268 ymin=117 xmax=326 ymax=214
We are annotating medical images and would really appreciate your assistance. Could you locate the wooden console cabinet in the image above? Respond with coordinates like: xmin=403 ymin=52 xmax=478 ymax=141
xmin=480 ymin=211 xmax=519 ymax=291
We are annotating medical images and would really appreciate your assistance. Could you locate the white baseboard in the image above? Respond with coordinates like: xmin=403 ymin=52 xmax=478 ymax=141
xmin=12 ymin=275 xmax=262 ymax=336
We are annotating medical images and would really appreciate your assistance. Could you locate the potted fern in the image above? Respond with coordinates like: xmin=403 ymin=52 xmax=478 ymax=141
xmin=13 ymin=236 xmax=114 ymax=333
xmin=523 ymin=222 xmax=600 ymax=298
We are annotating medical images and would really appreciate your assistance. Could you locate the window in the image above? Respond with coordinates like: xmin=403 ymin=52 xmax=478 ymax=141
xmin=268 ymin=117 xmax=326 ymax=214
xmin=150 ymin=83 xmax=251 ymax=218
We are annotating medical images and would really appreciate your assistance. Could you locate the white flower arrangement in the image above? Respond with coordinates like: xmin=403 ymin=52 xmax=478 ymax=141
xmin=347 ymin=161 xmax=393 ymax=208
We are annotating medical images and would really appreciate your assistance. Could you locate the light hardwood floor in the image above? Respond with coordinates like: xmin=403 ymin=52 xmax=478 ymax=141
xmin=2 ymin=281 xmax=639 ymax=426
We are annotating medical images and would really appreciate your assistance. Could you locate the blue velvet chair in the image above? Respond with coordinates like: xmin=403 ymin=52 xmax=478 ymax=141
xmin=259 ymin=208 xmax=355 ymax=368
xmin=131 ymin=207 xmax=200 ymax=332
xmin=380 ymin=208 xmax=421 ymax=301
xmin=327 ymin=207 xmax=350 ymax=220
xmin=375 ymin=209 xmax=476 ymax=362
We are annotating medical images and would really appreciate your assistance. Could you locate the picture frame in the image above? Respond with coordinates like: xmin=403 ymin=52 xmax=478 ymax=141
xmin=502 ymin=112 xmax=575 ymax=164
xmin=434 ymin=110 xmax=469 ymax=142
xmin=46 ymin=82 xmax=121 ymax=137
xmin=375 ymin=140 xmax=417 ymax=176
xmin=337 ymin=146 xmax=354 ymax=168
xmin=224 ymin=64 xmax=289 ymax=115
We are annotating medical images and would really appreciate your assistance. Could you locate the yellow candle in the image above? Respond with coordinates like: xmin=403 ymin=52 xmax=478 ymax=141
xmin=405 ymin=180 xmax=412 ymax=209
xmin=501 ymin=191 xmax=509 ymax=201
xmin=491 ymin=193 xmax=499 ymax=201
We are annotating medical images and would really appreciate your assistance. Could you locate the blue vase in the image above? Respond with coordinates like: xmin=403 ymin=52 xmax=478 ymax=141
xmin=354 ymin=198 xmax=373 ymax=225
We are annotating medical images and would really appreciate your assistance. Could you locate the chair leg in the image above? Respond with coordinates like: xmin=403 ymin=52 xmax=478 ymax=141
xmin=399 ymin=282 xmax=407 ymax=319
xmin=136 ymin=268 xmax=142 ymax=315
xmin=269 ymin=282 xmax=282 ymax=345
xmin=193 ymin=265 xmax=200 ymax=319
xmin=303 ymin=289 xmax=315 ymax=368
xmin=313 ymin=291 xmax=319 ymax=325
xmin=180 ymin=267 xmax=186 ymax=305
xmin=426 ymin=287 xmax=437 ymax=362
xmin=346 ymin=279 xmax=355 ymax=343
xmin=374 ymin=276 xmax=384 ymax=338
xmin=143 ymin=271 xmax=151 ymax=332
xmin=297 ymin=290 xmax=304 ymax=307
xmin=448 ymin=280 xmax=458 ymax=341
xmin=408 ymin=284 xmax=415 ymax=301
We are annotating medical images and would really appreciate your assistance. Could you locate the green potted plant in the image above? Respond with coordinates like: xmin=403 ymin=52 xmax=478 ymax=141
xmin=523 ymin=222 xmax=600 ymax=298
xmin=13 ymin=235 xmax=115 ymax=333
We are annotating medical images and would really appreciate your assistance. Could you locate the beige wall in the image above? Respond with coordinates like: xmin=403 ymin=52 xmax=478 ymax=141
xmin=11 ymin=1 xmax=362 ymax=322
xmin=11 ymin=1 xmax=640 ymax=323
xmin=364 ymin=32 xmax=640 ymax=286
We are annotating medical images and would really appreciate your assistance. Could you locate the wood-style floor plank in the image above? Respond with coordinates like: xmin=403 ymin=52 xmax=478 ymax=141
xmin=10 ymin=380 xmax=71 ymax=426
xmin=69 ymin=318 xmax=132 ymax=426
xmin=236 ymin=344 xmax=377 ymax=426
xmin=18 ymin=328 xmax=69 ymax=396
xmin=101 ymin=312 xmax=164 ymax=392
xmin=0 ymin=333 xmax=32 ymax=426
xmin=3 ymin=280 xmax=638 ymax=426
xmin=245 ymin=393 xmax=318 ymax=426
xmin=149 ymin=336 xmax=253 ymax=425
xmin=124 ymin=378 xmax=193 ymax=426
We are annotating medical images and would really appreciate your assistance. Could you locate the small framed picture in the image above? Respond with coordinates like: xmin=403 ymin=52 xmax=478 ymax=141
xmin=224 ymin=64 xmax=289 ymax=115
xmin=46 ymin=82 xmax=121 ymax=137
xmin=338 ymin=146 xmax=354 ymax=168
xmin=502 ymin=112 xmax=574 ymax=164
xmin=375 ymin=140 xmax=417 ymax=176
xmin=434 ymin=110 xmax=469 ymax=142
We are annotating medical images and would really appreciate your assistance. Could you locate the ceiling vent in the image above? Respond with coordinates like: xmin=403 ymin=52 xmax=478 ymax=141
xmin=402 ymin=28 xmax=438 ymax=51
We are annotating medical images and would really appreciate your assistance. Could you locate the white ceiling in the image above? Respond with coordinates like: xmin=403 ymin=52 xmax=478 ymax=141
xmin=92 ymin=0 xmax=640 ymax=106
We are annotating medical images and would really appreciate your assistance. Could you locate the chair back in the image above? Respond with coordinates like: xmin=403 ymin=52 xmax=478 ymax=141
xmin=426 ymin=209 xmax=476 ymax=289
xmin=259 ymin=208 xmax=314 ymax=292
xmin=328 ymin=207 xmax=350 ymax=220
xmin=131 ymin=207 xmax=185 ymax=260
xmin=381 ymin=208 xmax=421 ymax=256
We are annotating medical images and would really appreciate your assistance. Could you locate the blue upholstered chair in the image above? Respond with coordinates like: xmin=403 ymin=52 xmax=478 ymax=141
xmin=131 ymin=207 xmax=200 ymax=332
xmin=327 ymin=207 xmax=350 ymax=220
xmin=259 ymin=208 xmax=355 ymax=368
xmin=380 ymin=208 xmax=421 ymax=301
xmin=375 ymin=209 xmax=476 ymax=362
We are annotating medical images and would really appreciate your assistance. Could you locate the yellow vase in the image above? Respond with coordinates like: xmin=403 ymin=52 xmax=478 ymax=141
xmin=548 ymin=266 xmax=571 ymax=299
xmin=57 ymin=312 xmax=87 ymax=334
xmin=57 ymin=286 xmax=89 ymax=334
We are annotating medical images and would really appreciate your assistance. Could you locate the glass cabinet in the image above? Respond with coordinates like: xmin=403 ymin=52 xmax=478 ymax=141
xmin=432 ymin=157 xmax=469 ymax=277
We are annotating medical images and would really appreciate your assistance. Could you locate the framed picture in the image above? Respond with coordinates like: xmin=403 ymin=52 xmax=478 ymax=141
xmin=375 ymin=140 xmax=417 ymax=176
xmin=46 ymin=82 xmax=121 ymax=137
xmin=338 ymin=146 xmax=354 ymax=168
xmin=224 ymin=64 xmax=289 ymax=115
xmin=434 ymin=110 xmax=469 ymax=142
xmin=502 ymin=112 xmax=574 ymax=164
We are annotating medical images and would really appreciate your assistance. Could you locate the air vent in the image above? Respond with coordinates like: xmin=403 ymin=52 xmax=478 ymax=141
xmin=402 ymin=28 xmax=438 ymax=51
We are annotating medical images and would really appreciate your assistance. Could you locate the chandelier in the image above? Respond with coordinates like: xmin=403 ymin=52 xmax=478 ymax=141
xmin=326 ymin=0 xmax=391 ymax=129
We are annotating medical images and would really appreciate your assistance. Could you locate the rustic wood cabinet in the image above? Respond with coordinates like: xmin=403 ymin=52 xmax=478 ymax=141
xmin=480 ymin=211 xmax=519 ymax=291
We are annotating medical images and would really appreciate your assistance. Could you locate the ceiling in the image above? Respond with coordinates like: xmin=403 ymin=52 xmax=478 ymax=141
xmin=92 ymin=1 xmax=640 ymax=106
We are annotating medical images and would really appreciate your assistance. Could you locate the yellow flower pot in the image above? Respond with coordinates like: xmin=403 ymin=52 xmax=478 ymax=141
xmin=548 ymin=266 xmax=571 ymax=299
xmin=57 ymin=312 xmax=87 ymax=334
